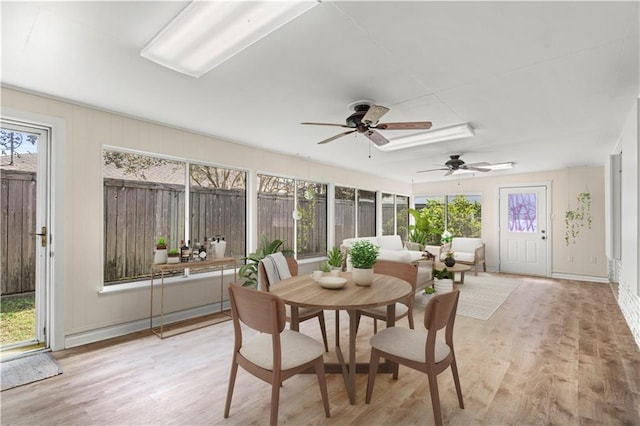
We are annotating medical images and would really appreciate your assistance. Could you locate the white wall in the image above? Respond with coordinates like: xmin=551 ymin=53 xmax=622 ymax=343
xmin=1 ymin=87 xmax=411 ymax=348
xmin=412 ymin=167 xmax=608 ymax=280
xmin=615 ymin=99 xmax=640 ymax=347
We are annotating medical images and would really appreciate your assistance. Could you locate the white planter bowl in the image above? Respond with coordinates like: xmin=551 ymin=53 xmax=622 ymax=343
xmin=352 ymin=268 xmax=374 ymax=286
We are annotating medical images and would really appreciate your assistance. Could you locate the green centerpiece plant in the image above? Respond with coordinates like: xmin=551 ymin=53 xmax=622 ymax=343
xmin=349 ymin=240 xmax=379 ymax=286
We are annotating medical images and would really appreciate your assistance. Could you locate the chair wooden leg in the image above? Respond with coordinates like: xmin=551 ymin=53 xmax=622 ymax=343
xmin=270 ymin=376 xmax=281 ymax=426
xmin=451 ymin=356 xmax=464 ymax=409
xmin=317 ymin=312 xmax=329 ymax=352
xmin=427 ymin=371 xmax=443 ymax=426
xmin=224 ymin=359 xmax=238 ymax=418
xmin=483 ymin=261 xmax=487 ymax=272
xmin=365 ymin=350 xmax=381 ymax=403
xmin=373 ymin=318 xmax=378 ymax=334
xmin=408 ymin=306 xmax=415 ymax=330
xmin=313 ymin=357 xmax=331 ymax=417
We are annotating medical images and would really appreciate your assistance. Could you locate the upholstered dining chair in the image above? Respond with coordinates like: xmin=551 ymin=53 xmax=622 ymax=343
xmin=365 ymin=289 xmax=464 ymax=426
xmin=259 ymin=256 xmax=329 ymax=352
xmin=224 ymin=284 xmax=331 ymax=426
xmin=356 ymin=259 xmax=418 ymax=333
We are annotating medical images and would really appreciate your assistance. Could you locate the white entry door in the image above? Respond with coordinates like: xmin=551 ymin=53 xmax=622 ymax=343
xmin=499 ymin=185 xmax=549 ymax=276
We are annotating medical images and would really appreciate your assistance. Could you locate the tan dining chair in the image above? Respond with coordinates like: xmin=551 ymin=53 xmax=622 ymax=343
xmin=224 ymin=284 xmax=331 ymax=426
xmin=356 ymin=259 xmax=417 ymax=333
xmin=365 ymin=289 xmax=464 ymax=426
xmin=259 ymin=257 xmax=329 ymax=352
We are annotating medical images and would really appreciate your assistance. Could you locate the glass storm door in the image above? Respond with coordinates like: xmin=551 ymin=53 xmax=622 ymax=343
xmin=0 ymin=119 xmax=50 ymax=352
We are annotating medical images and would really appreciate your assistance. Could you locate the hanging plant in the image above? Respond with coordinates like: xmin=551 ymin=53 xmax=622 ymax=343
xmin=564 ymin=192 xmax=591 ymax=245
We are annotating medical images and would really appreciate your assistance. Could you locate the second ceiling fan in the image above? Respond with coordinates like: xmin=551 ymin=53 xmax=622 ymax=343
xmin=417 ymin=154 xmax=491 ymax=176
xmin=301 ymin=101 xmax=432 ymax=146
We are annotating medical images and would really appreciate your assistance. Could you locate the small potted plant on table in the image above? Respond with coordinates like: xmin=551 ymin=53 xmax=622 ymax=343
xmin=326 ymin=246 xmax=344 ymax=276
xmin=433 ymin=267 xmax=454 ymax=292
xmin=154 ymin=237 xmax=168 ymax=264
xmin=167 ymin=248 xmax=180 ymax=264
xmin=349 ymin=240 xmax=379 ymax=286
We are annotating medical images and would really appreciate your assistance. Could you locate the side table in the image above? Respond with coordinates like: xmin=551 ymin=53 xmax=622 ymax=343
xmin=150 ymin=257 xmax=236 ymax=339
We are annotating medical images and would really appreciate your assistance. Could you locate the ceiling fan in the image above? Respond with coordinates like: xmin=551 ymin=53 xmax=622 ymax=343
xmin=417 ymin=154 xmax=491 ymax=176
xmin=301 ymin=101 xmax=432 ymax=146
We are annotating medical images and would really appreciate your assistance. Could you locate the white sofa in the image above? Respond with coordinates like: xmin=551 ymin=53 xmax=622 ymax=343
xmin=440 ymin=237 xmax=486 ymax=276
xmin=341 ymin=235 xmax=432 ymax=289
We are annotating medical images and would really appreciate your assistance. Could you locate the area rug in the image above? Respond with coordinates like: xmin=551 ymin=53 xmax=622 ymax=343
xmin=455 ymin=273 xmax=521 ymax=320
xmin=1 ymin=352 xmax=62 ymax=391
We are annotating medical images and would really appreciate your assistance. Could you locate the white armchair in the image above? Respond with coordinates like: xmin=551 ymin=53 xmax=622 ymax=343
xmin=440 ymin=237 xmax=486 ymax=276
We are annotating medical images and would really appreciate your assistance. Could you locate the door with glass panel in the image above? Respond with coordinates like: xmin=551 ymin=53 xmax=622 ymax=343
xmin=499 ymin=185 xmax=549 ymax=276
xmin=0 ymin=119 xmax=50 ymax=353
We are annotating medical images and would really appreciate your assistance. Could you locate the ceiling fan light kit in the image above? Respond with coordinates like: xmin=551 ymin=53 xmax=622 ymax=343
xmin=141 ymin=0 xmax=319 ymax=78
xmin=376 ymin=123 xmax=475 ymax=152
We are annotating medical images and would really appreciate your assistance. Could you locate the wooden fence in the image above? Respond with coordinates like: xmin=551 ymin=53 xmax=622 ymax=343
xmin=1 ymin=172 xmax=377 ymax=293
xmin=1 ymin=170 xmax=37 ymax=295
xmin=104 ymin=179 xmax=247 ymax=284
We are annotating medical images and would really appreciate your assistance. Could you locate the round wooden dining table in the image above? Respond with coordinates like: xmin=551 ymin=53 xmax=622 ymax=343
xmin=270 ymin=271 xmax=412 ymax=404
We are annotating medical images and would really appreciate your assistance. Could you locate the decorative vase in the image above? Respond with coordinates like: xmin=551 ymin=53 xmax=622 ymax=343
xmin=154 ymin=248 xmax=168 ymax=264
xmin=444 ymin=256 xmax=456 ymax=267
xmin=167 ymin=255 xmax=180 ymax=264
xmin=434 ymin=278 xmax=454 ymax=292
xmin=330 ymin=268 xmax=341 ymax=277
xmin=352 ymin=267 xmax=374 ymax=286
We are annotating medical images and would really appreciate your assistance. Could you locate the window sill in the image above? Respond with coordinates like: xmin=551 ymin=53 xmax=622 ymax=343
xmin=98 ymin=268 xmax=236 ymax=295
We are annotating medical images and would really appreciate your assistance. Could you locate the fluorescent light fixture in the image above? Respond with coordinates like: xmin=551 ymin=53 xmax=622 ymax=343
xmin=451 ymin=162 xmax=514 ymax=175
xmin=141 ymin=0 xmax=319 ymax=78
xmin=376 ymin=123 xmax=475 ymax=152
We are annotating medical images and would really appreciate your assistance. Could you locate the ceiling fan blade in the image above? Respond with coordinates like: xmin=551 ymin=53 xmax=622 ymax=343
xmin=317 ymin=129 xmax=356 ymax=145
xmin=364 ymin=129 xmax=389 ymax=146
xmin=444 ymin=169 xmax=454 ymax=176
xmin=362 ymin=105 xmax=389 ymax=125
xmin=302 ymin=122 xmax=350 ymax=128
xmin=416 ymin=167 xmax=448 ymax=173
xmin=375 ymin=121 xmax=433 ymax=130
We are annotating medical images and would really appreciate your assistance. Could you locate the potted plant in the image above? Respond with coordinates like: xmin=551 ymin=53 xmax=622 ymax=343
xmin=444 ymin=250 xmax=456 ymax=267
xmin=326 ymin=246 xmax=343 ymax=275
xmin=433 ymin=266 xmax=454 ymax=292
xmin=154 ymin=237 xmax=168 ymax=264
xmin=349 ymin=240 xmax=379 ymax=286
xmin=239 ymin=234 xmax=293 ymax=288
xmin=167 ymin=248 xmax=180 ymax=264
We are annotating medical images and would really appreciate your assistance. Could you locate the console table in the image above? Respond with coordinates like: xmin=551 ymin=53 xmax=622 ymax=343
xmin=149 ymin=257 xmax=236 ymax=339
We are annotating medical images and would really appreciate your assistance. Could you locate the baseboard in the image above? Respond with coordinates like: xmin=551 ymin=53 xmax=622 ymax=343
xmin=551 ymin=273 xmax=610 ymax=283
xmin=64 ymin=301 xmax=230 ymax=349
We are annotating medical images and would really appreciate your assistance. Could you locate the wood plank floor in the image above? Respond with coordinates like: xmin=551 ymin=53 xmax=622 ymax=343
xmin=2 ymin=274 xmax=639 ymax=425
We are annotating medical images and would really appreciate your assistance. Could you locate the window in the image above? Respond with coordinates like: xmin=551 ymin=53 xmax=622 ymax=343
xmin=103 ymin=150 xmax=246 ymax=285
xmin=382 ymin=193 xmax=409 ymax=240
xmin=414 ymin=194 xmax=481 ymax=242
xmin=257 ymin=174 xmax=327 ymax=259
xmin=334 ymin=186 xmax=355 ymax=244
xmin=507 ymin=193 xmax=537 ymax=232
xmin=357 ymin=189 xmax=376 ymax=237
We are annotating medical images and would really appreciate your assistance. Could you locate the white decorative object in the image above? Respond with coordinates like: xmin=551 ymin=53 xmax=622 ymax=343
xmin=329 ymin=268 xmax=340 ymax=277
xmin=434 ymin=278 xmax=454 ymax=292
xmin=214 ymin=240 xmax=226 ymax=259
xmin=352 ymin=268 xmax=374 ymax=286
xmin=317 ymin=276 xmax=347 ymax=289
xmin=167 ymin=255 xmax=180 ymax=264
xmin=153 ymin=249 xmax=168 ymax=264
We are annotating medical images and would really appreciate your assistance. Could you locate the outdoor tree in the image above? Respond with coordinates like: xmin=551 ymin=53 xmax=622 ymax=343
xmin=0 ymin=130 xmax=37 ymax=166
xmin=447 ymin=195 xmax=481 ymax=237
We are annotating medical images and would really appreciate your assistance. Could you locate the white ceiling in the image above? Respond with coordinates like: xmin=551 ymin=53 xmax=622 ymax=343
xmin=2 ymin=1 xmax=638 ymax=183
